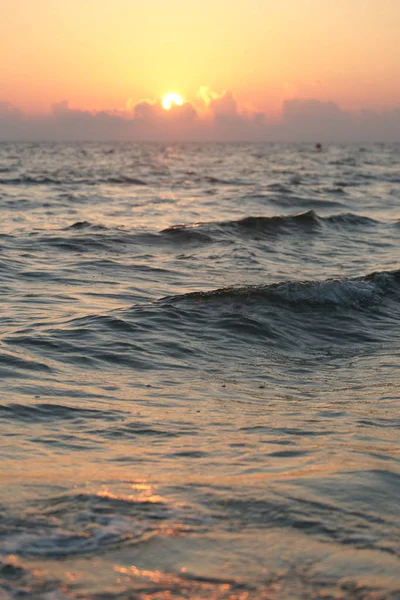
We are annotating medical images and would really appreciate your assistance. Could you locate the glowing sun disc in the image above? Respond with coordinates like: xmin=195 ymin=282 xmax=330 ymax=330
xmin=162 ymin=93 xmax=183 ymax=110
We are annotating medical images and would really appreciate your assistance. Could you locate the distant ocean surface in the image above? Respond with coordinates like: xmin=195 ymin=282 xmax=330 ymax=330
xmin=0 ymin=142 xmax=399 ymax=600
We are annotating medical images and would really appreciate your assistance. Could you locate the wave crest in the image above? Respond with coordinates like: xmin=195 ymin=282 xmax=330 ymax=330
xmin=161 ymin=211 xmax=381 ymax=242
xmin=167 ymin=269 xmax=400 ymax=309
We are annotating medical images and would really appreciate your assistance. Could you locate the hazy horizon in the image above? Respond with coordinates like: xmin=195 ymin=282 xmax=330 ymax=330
xmin=1 ymin=96 xmax=400 ymax=142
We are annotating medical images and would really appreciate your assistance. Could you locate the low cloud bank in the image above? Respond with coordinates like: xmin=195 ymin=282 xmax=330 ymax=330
xmin=0 ymin=94 xmax=399 ymax=142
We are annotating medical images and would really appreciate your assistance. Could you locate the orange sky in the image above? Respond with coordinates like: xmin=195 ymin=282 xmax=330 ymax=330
xmin=1 ymin=0 xmax=399 ymax=116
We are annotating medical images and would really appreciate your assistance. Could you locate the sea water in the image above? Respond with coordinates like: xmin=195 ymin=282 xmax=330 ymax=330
xmin=0 ymin=142 xmax=399 ymax=599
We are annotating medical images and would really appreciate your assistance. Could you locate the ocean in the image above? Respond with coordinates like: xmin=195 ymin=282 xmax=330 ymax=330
xmin=0 ymin=142 xmax=399 ymax=599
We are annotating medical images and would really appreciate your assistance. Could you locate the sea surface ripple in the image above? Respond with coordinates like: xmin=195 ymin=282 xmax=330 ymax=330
xmin=0 ymin=142 xmax=399 ymax=599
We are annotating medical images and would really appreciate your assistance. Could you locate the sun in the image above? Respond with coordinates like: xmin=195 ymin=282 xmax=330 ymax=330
xmin=162 ymin=92 xmax=183 ymax=110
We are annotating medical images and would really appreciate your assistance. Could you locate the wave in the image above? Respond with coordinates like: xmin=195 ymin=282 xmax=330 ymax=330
xmin=0 ymin=402 xmax=118 ymax=423
xmin=166 ymin=269 xmax=399 ymax=308
xmin=202 ymin=175 xmax=252 ymax=186
xmin=0 ymin=349 xmax=53 ymax=378
xmin=27 ymin=227 xmax=158 ymax=253
xmin=4 ymin=269 xmax=399 ymax=374
xmin=161 ymin=211 xmax=381 ymax=242
xmin=0 ymin=557 xmax=396 ymax=600
xmin=63 ymin=220 xmax=111 ymax=231
xmin=325 ymin=213 xmax=378 ymax=226
xmin=30 ymin=210 xmax=379 ymax=254
xmin=0 ymin=489 xmax=173 ymax=558
xmin=0 ymin=175 xmax=147 ymax=186
xmin=268 ymin=196 xmax=347 ymax=209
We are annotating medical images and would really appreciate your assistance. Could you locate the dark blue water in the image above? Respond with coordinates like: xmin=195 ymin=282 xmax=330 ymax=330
xmin=0 ymin=142 xmax=399 ymax=599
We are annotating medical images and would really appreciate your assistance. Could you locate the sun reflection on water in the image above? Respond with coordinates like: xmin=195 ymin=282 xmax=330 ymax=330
xmin=96 ymin=482 xmax=165 ymax=505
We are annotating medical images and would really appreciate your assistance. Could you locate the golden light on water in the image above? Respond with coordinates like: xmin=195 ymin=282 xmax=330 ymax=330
xmin=162 ymin=93 xmax=184 ymax=110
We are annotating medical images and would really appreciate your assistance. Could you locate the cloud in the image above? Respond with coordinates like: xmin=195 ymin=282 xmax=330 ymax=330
xmin=0 ymin=101 xmax=23 ymax=120
xmin=195 ymin=88 xmax=268 ymax=141
xmin=279 ymin=98 xmax=400 ymax=141
xmin=283 ymin=98 xmax=349 ymax=126
xmin=46 ymin=101 xmax=135 ymax=140
xmin=209 ymin=90 xmax=238 ymax=118
xmin=355 ymin=107 xmax=400 ymax=141
xmin=0 ymin=93 xmax=399 ymax=142
xmin=134 ymin=101 xmax=157 ymax=121
xmin=280 ymin=98 xmax=351 ymax=141
xmin=131 ymin=99 xmax=199 ymax=140
xmin=197 ymin=86 xmax=218 ymax=105
xmin=134 ymin=100 xmax=197 ymax=124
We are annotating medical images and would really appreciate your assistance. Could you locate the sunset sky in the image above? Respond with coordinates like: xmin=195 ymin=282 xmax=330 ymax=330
xmin=1 ymin=0 xmax=399 ymax=140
